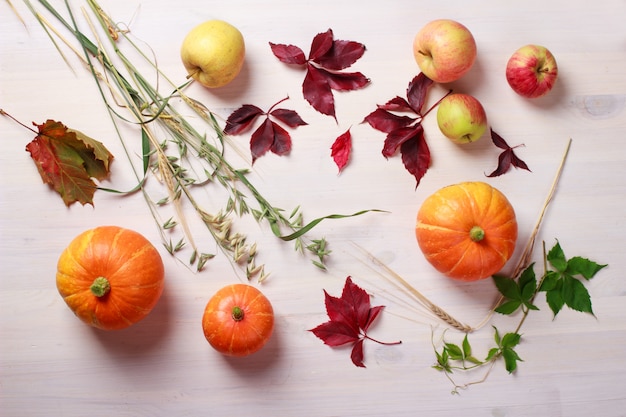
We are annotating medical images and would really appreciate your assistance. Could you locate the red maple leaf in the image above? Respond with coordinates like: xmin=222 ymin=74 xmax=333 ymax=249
xmin=364 ymin=73 xmax=445 ymax=188
xmin=330 ymin=128 xmax=352 ymax=173
xmin=223 ymin=97 xmax=307 ymax=163
xmin=270 ymin=29 xmax=369 ymax=120
xmin=310 ymin=276 xmax=400 ymax=368
xmin=486 ymin=129 xmax=531 ymax=177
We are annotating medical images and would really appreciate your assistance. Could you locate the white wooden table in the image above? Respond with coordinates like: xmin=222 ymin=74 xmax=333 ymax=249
xmin=2 ymin=1 xmax=625 ymax=416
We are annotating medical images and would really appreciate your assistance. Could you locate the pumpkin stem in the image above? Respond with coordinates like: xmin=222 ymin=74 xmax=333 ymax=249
xmin=469 ymin=226 xmax=485 ymax=242
xmin=231 ymin=306 xmax=245 ymax=321
xmin=90 ymin=277 xmax=111 ymax=297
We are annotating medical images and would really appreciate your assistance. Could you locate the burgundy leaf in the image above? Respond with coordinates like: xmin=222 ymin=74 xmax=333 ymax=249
xmin=269 ymin=121 xmax=292 ymax=156
xmin=309 ymin=29 xmax=334 ymax=61
xmin=223 ymin=104 xmax=264 ymax=135
xmin=490 ymin=129 xmax=510 ymax=150
xmin=364 ymin=108 xmax=417 ymax=134
xmin=310 ymin=321 xmax=360 ymax=347
xmin=331 ymin=128 xmax=352 ymax=173
xmin=269 ymin=42 xmax=307 ymax=65
xmin=382 ymin=124 xmax=424 ymax=158
xmin=341 ymin=277 xmax=372 ymax=330
xmin=270 ymin=108 xmax=308 ymax=128
xmin=351 ymin=338 xmax=366 ymax=368
xmin=364 ymin=305 xmax=385 ymax=331
xmin=400 ymin=129 xmax=431 ymax=188
xmin=250 ymin=118 xmax=276 ymax=163
xmin=309 ymin=277 xmax=400 ymax=368
xmin=486 ymin=129 xmax=531 ymax=177
xmin=315 ymin=39 xmax=366 ymax=70
xmin=323 ymin=290 xmax=359 ymax=333
xmin=303 ymin=64 xmax=335 ymax=118
xmin=406 ymin=72 xmax=434 ymax=114
xmin=378 ymin=96 xmax=413 ymax=112
xmin=318 ymin=67 xmax=370 ymax=91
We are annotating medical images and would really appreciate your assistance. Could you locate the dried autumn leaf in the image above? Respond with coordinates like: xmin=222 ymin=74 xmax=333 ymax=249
xmin=25 ymin=119 xmax=114 ymax=206
xmin=486 ymin=129 xmax=531 ymax=177
xmin=270 ymin=29 xmax=369 ymax=120
xmin=330 ymin=128 xmax=352 ymax=173
xmin=310 ymin=276 xmax=400 ymax=368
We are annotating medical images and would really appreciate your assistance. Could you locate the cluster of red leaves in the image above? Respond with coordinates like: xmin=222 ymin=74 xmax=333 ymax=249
xmin=363 ymin=73 xmax=438 ymax=187
xmin=224 ymin=97 xmax=307 ymax=163
xmin=310 ymin=276 xmax=401 ymax=368
xmin=24 ymin=119 xmax=114 ymax=206
xmin=270 ymin=29 xmax=369 ymax=120
xmin=486 ymin=129 xmax=531 ymax=177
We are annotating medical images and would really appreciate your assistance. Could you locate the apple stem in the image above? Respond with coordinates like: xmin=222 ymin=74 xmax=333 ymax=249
xmin=186 ymin=68 xmax=200 ymax=80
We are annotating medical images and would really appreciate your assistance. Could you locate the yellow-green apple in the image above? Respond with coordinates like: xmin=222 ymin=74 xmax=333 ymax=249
xmin=180 ymin=20 xmax=245 ymax=88
xmin=436 ymin=93 xmax=488 ymax=144
xmin=506 ymin=44 xmax=558 ymax=98
xmin=413 ymin=19 xmax=477 ymax=83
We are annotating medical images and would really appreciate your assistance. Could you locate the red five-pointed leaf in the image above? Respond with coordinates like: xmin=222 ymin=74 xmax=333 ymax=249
xmin=270 ymin=29 xmax=369 ymax=120
xmin=223 ymin=98 xmax=307 ymax=163
xmin=310 ymin=276 xmax=400 ymax=368
xmin=486 ymin=129 xmax=531 ymax=177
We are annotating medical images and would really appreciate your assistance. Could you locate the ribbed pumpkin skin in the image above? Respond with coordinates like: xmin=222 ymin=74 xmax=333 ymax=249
xmin=56 ymin=226 xmax=165 ymax=330
xmin=202 ymin=284 xmax=274 ymax=357
xmin=415 ymin=182 xmax=518 ymax=281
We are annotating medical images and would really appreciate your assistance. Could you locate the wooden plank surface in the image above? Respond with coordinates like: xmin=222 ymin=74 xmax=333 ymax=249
xmin=1 ymin=1 xmax=625 ymax=416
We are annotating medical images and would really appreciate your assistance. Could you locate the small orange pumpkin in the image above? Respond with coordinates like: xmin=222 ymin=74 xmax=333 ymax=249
xmin=56 ymin=226 xmax=165 ymax=330
xmin=415 ymin=181 xmax=518 ymax=281
xmin=202 ymin=284 xmax=274 ymax=357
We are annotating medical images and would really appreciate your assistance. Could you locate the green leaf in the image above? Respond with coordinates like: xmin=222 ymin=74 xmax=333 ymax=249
xmin=547 ymin=241 xmax=567 ymax=272
xmin=493 ymin=326 xmax=502 ymax=345
xmin=562 ymin=275 xmax=594 ymax=315
xmin=495 ymin=299 xmax=522 ymax=315
xmin=523 ymin=300 xmax=540 ymax=311
xmin=501 ymin=332 xmax=521 ymax=348
xmin=539 ymin=271 xmax=560 ymax=292
xmin=519 ymin=265 xmax=537 ymax=301
xmin=567 ymin=256 xmax=608 ymax=280
xmin=493 ymin=275 xmax=521 ymax=300
xmin=444 ymin=343 xmax=464 ymax=361
xmin=502 ymin=347 xmax=522 ymax=373
xmin=462 ymin=334 xmax=472 ymax=359
xmin=485 ymin=347 xmax=500 ymax=362
xmin=546 ymin=282 xmax=565 ymax=316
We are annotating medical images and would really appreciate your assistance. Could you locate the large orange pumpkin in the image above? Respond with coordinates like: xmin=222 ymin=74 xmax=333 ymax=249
xmin=56 ymin=226 xmax=165 ymax=330
xmin=415 ymin=182 xmax=518 ymax=281
xmin=202 ymin=284 xmax=274 ymax=357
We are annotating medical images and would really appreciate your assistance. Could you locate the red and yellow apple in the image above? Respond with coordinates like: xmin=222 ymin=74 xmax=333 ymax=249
xmin=505 ymin=44 xmax=558 ymax=98
xmin=413 ymin=19 xmax=477 ymax=83
xmin=436 ymin=93 xmax=488 ymax=144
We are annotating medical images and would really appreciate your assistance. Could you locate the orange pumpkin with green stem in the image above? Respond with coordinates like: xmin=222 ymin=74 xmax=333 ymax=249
xmin=415 ymin=182 xmax=518 ymax=281
xmin=56 ymin=226 xmax=165 ymax=330
xmin=202 ymin=284 xmax=274 ymax=356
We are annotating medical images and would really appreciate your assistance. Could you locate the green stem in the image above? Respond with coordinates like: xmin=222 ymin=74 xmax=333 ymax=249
xmin=231 ymin=306 xmax=245 ymax=321
xmin=469 ymin=226 xmax=485 ymax=242
xmin=90 ymin=277 xmax=111 ymax=297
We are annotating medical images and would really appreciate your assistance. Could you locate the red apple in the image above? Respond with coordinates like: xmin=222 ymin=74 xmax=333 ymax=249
xmin=506 ymin=44 xmax=558 ymax=98
xmin=413 ymin=19 xmax=477 ymax=83
xmin=436 ymin=93 xmax=488 ymax=144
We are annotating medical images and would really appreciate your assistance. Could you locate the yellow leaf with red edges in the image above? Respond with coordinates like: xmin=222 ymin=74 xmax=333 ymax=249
xmin=25 ymin=119 xmax=114 ymax=206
